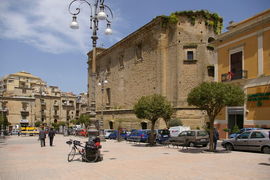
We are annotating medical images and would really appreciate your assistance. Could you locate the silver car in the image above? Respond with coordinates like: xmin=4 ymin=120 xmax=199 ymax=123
xmin=222 ymin=130 xmax=270 ymax=154
xmin=168 ymin=130 xmax=209 ymax=147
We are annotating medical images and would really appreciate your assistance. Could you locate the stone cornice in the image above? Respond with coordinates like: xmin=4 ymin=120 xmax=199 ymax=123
xmin=216 ymin=9 xmax=270 ymax=43
xmin=2 ymin=96 xmax=35 ymax=101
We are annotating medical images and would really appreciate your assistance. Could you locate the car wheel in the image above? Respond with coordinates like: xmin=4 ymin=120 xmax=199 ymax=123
xmin=189 ymin=142 xmax=195 ymax=147
xmin=225 ymin=143 xmax=233 ymax=151
xmin=262 ymin=146 xmax=270 ymax=154
xmin=202 ymin=144 xmax=207 ymax=147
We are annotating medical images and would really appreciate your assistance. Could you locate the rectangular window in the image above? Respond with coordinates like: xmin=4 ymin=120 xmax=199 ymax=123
xmin=106 ymin=59 xmax=111 ymax=73
xmin=96 ymin=66 xmax=100 ymax=77
xmin=135 ymin=43 xmax=143 ymax=62
xmin=187 ymin=51 xmax=194 ymax=60
xmin=106 ymin=88 xmax=111 ymax=105
xmin=119 ymin=54 xmax=124 ymax=69
xmin=230 ymin=51 xmax=243 ymax=80
xmin=22 ymin=102 xmax=28 ymax=110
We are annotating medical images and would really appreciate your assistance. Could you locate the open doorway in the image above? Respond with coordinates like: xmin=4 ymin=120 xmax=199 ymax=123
xmin=141 ymin=122 xmax=147 ymax=129
xmin=109 ymin=121 xmax=114 ymax=129
xmin=227 ymin=108 xmax=244 ymax=132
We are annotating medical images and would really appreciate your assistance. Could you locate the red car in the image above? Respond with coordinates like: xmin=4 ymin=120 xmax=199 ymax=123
xmin=77 ymin=129 xmax=88 ymax=136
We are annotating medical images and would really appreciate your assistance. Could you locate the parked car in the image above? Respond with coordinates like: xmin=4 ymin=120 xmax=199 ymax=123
xmin=127 ymin=129 xmax=151 ymax=143
xmin=229 ymin=128 xmax=263 ymax=138
xmin=156 ymin=129 xmax=170 ymax=144
xmin=222 ymin=129 xmax=270 ymax=154
xmin=77 ymin=129 xmax=88 ymax=136
xmin=10 ymin=129 xmax=20 ymax=135
xmin=108 ymin=130 xmax=129 ymax=140
xmin=168 ymin=130 xmax=209 ymax=147
xmin=104 ymin=129 xmax=114 ymax=139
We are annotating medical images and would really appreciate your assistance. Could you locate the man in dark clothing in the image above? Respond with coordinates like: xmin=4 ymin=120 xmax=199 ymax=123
xmin=39 ymin=128 xmax=46 ymax=147
xmin=213 ymin=128 xmax=219 ymax=151
xmin=48 ymin=128 xmax=56 ymax=146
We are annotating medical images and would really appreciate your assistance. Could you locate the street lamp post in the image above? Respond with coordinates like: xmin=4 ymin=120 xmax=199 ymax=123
xmin=98 ymin=72 xmax=108 ymax=132
xmin=68 ymin=0 xmax=113 ymax=135
xmin=0 ymin=92 xmax=4 ymax=137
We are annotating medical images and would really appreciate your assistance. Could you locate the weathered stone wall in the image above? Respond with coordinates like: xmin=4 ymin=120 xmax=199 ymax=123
xmin=90 ymin=16 xmax=217 ymax=130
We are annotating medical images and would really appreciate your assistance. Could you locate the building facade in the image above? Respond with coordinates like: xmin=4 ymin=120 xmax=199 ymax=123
xmin=88 ymin=11 xmax=222 ymax=130
xmin=0 ymin=71 xmax=84 ymax=130
xmin=214 ymin=9 xmax=270 ymax=138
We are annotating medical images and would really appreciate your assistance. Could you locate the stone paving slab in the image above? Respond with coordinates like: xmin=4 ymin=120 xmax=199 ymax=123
xmin=0 ymin=135 xmax=269 ymax=180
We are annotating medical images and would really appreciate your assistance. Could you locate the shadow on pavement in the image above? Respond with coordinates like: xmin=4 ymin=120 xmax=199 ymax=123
xmin=179 ymin=148 xmax=231 ymax=154
xmin=131 ymin=143 xmax=163 ymax=148
xmin=258 ymin=163 xmax=270 ymax=166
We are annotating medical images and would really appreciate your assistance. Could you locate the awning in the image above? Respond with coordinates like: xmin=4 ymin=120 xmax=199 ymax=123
xmin=228 ymin=108 xmax=244 ymax=115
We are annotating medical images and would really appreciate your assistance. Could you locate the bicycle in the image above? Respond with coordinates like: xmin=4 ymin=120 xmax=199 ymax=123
xmin=66 ymin=139 xmax=100 ymax=162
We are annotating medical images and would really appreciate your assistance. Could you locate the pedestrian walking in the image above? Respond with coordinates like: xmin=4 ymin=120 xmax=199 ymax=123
xmin=48 ymin=128 xmax=56 ymax=146
xmin=213 ymin=128 xmax=219 ymax=151
xmin=39 ymin=127 xmax=46 ymax=147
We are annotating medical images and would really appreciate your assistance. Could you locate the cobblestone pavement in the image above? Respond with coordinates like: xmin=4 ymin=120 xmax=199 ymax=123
xmin=0 ymin=135 xmax=269 ymax=180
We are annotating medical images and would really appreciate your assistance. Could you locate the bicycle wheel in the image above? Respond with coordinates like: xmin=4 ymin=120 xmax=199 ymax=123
xmin=67 ymin=147 xmax=76 ymax=162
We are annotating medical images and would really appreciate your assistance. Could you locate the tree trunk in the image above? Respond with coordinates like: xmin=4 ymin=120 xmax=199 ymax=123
xmin=149 ymin=120 xmax=156 ymax=146
xmin=209 ymin=117 xmax=215 ymax=152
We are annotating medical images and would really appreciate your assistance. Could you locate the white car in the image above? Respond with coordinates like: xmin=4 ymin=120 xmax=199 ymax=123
xmin=10 ymin=129 xmax=20 ymax=135
xmin=104 ymin=129 xmax=114 ymax=139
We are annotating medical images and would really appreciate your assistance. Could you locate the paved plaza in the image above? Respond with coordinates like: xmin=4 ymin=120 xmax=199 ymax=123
xmin=0 ymin=135 xmax=269 ymax=180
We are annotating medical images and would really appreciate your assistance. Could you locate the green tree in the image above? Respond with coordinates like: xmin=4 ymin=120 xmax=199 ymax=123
xmin=134 ymin=94 xmax=173 ymax=145
xmin=58 ymin=121 xmax=66 ymax=127
xmin=187 ymin=82 xmax=245 ymax=151
xmin=77 ymin=114 xmax=92 ymax=128
xmin=34 ymin=121 xmax=42 ymax=127
xmin=168 ymin=118 xmax=183 ymax=128
xmin=0 ymin=114 xmax=9 ymax=131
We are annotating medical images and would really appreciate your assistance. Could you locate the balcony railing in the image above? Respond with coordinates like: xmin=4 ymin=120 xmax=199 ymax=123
xmin=21 ymin=109 xmax=29 ymax=116
xmin=221 ymin=70 xmax=248 ymax=82
xmin=53 ymin=114 xmax=59 ymax=118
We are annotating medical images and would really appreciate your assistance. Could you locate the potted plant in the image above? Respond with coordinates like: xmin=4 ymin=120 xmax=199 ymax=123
xmin=223 ymin=128 xmax=230 ymax=139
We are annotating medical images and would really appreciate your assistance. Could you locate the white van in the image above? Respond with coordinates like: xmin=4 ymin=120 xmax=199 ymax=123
xmin=169 ymin=126 xmax=190 ymax=137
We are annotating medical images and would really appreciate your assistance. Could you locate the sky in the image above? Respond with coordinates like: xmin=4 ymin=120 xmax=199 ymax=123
xmin=0 ymin=0 xmax=269 ymax=94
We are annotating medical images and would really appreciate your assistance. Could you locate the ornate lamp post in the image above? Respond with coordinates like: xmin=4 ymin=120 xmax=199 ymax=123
xmin=98 ymin=72 xmax=108 ymax=131
xmin=68 ymin=0 xmax=113 ymax=135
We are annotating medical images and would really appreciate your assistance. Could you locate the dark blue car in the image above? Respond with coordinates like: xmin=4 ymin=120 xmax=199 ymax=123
xmin=108 ymin=130 xmax=128 ymax=140
xmin=127 ymin=129 xmax=150 ymax=142
xmin=156 ymin=129 xmax=170 ymax=144
xmin=229 ymin=128 xmax=263 ymax=138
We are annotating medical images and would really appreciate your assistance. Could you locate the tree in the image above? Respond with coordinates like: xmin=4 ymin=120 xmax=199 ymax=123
xmin=34 ymin=121 xmax=42 ymax=127
xmin=77 ymin=114 xmax=92 ymax=129
xmin=168 ymin=118 xmax=183 ymax=128
xmin=134 ymin=94 xmax=173 ymax=145
xmin=187 ymin=82 xmax=245 ymax=151
xmin=0 ymin=114 xmax=9 ymax=130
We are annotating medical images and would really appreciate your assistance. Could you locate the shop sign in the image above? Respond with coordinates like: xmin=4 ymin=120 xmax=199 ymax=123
xmin=247 ymin=92 xmax=270 ymax=101
xmin=247 ymin=92 xmax=270 ymax=107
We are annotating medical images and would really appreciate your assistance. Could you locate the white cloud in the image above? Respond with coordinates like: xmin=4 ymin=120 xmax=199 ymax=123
xmin=0 ymin=0 xmax=124 ymax=54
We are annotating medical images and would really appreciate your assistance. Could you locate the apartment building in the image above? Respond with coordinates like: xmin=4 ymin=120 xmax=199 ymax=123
xmin=0 ymin=71 xmax=84 ymax=130
xmin=214 ymin=9 xmax=270 ymax=138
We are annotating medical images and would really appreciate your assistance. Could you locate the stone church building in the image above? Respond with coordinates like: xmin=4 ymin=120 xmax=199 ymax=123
xmin=88 ymin=11 xmax=222 ymax=130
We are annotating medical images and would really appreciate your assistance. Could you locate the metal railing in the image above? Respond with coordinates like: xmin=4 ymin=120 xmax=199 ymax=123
xmin=221 ymin=70 xmax=248 ymax=82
